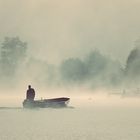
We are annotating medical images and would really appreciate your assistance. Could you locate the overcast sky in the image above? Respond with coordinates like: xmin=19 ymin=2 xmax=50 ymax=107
xmin=0 ymin=0 xmax=140 ymax=65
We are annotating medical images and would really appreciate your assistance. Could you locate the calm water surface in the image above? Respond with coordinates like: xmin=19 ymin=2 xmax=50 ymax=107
xmin=0 ymin=107 xmax=140 ymax=139
xmin=0 ymin=94 xmax=140 ymax=140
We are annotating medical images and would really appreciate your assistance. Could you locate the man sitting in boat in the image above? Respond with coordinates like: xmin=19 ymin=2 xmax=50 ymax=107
xmin=26 ymin=85 xmax=35 ymax=101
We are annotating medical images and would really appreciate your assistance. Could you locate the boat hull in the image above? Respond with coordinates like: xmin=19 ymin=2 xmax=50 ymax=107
xmin=23 ymin=97 xmax=70 ymax=108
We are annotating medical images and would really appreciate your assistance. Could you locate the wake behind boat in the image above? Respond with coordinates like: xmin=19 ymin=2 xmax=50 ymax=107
xmin=23 ymin=97 xmax=70 ymax=108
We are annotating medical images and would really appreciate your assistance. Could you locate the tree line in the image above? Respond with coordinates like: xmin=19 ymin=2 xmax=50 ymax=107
xmin=0 ymin=36 xmax=139 ymax=89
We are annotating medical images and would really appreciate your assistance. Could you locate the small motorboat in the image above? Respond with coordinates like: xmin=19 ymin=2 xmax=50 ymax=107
xmin=23 ymin=97 xmax=70 ymax=108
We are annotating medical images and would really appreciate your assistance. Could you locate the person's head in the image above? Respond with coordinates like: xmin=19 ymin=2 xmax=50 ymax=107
xmin=28 ymin=85 xmax=31 ymax=89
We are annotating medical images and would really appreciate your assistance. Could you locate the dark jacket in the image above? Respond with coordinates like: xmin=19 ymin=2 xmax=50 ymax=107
xmin=26 ymin=88 xmax=35 ymax=100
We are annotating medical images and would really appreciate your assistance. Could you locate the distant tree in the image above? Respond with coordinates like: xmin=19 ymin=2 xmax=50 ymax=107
xmin=123 ymin=46 xmax=140 ymax=87
xmin=126 ymin=39 xmax=140 ymax=76
xmin=60 ymin=58 xmax=88 ymax=83
xmin=0 ymin=37 xmax=27 ymax=76
xmin=125 ymin=47 xmax=140 ymax=77
xmin=85 ymin=50 xmax=108 ymax=77
xmin=59 ymin=50 xmax=123 ymax=87
xmin=84 ymin=50 xmax=123 ymax=87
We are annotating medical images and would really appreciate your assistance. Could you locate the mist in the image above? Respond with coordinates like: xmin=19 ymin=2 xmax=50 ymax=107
xmin=0 ymin=36 xmax=139 ymax=92
xmin=0 ymin=0 xmax=140 ymax=63
xmin=1 ymin=2 xmax=140 ymax=140
xmin=0 ymin=1 xmax=139 ymax=101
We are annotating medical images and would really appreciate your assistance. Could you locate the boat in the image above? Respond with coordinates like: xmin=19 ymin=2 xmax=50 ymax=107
xmin=23 ymin=97 xmax=70 ymax=108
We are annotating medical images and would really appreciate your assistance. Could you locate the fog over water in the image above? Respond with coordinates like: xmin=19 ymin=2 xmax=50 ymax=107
xmin=0 ymin=91 xmax=140 ymax=140
xmin=0 ymin=0 xmax=140 ymax=89
xmin=0 ymin=1 xmax=140 ymax=139
xmin=0 ymin=0 xmax=140 ymax=90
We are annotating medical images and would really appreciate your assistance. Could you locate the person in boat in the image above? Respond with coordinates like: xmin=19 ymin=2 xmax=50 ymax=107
xmin=26 ymin=85 xmax=35 ymax=101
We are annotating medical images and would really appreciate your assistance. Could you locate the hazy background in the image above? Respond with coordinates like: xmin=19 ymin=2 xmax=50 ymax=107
xmin=0 ymin=0 xmax=140 ymax=64
xmin=0 ymin=0 xmax=140 ymax=95
xmin=0 ymin=2 xmax=140 ymax=140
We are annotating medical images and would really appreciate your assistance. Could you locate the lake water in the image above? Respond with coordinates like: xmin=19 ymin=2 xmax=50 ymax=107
xmin=0 ymin=93 xmax=140 ymax=140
